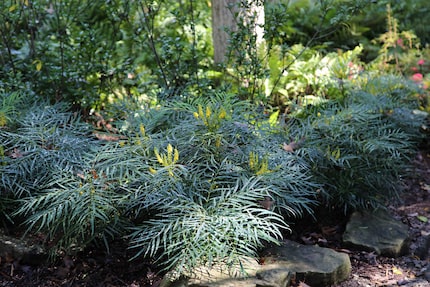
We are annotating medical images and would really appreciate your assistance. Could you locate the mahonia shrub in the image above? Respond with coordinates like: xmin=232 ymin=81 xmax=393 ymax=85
xmin=4 ymin=93 xmax=320 ymax=273
xmin=296 ymin=75 xmax=427 ymax=212
xmin=1 ymin=102 xmax=97 ymax=197
xmin=0 ymin=89 xmax=30 ymax=217
xmin=0 ymin=100 xmax=126 ymax=253
xmin=115 ymin=93 xmax=319 ymax=275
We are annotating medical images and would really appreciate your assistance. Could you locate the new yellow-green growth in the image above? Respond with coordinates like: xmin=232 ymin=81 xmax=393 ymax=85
xmin=193 ymin=104 xmax=228 ymax=131
xmin=134 ymin=124 xmax=147 ymax=146
xmin=249 ymin=151 xmax=272 ymax=175
xmin=0 ymin=112 xmax=7 ymax=127
xmin=150 ymin=144 xmax=180 ymax=176
xmin=0 ymin=145 xmax=5 ymax=166
xmin=326 ymin=146 xmax=341 ymax=160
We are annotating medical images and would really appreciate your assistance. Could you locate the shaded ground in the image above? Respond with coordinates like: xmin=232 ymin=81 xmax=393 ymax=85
xmin=1 ymin=145 xmax=429 ymax=287
xmin=288 ymin=144 xmax=430 ymax=287
xmin=334 ymin=146 xmax=430 ymax=287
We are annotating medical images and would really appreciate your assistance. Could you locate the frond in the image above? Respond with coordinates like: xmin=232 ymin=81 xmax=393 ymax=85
xmin=128 ymin=177 xmax=286 ymax=274
xmin=16 ymin=170 xmax=125 ymax=253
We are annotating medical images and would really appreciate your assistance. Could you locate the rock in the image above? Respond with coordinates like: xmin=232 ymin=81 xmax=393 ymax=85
xmin=423 ymin=265 xmax=430 ymax=281
xmin=397 ymin=278 xmax=430 ymax=287
xmin=188 ymin=256 xmax=261 ymax=285
xmin=161 ymin=257 xmax=293 ymax=287
xmin=261 ymin=240 xmax=351 ymax=286
xmin=160 ymin=257 xmax=262 ymax=287
xmin=0 ymin=230 xmax=46 ymax=265
xmin=161 ymin=241 xmax=350 ymax=287
xmin=256 ymin=266 xmax=292 ymax=287
xmin=343 ymin=210 xmax=409 ymax=257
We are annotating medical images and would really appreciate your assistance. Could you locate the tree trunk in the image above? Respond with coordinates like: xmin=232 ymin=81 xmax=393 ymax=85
xmin=211 ymin=0 xmax=264 ymax=64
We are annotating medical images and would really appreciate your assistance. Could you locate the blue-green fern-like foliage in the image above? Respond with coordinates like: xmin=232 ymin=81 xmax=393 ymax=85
xmin=114 ymin=93 xmax=319 ymax=273
xmin=1 ymin=103 xmax=97 ymax=197
xmin=296 ymin=75 xmax=427 ymax=212
xmin=0 ymin=99 xmax=124 ymax=252
xmin=2 ymin=92 xmax=319 ymax=275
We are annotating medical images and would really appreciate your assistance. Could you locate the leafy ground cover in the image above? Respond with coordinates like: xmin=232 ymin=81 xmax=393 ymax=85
xmin=0 ymin=138 xmax=428 ymax=287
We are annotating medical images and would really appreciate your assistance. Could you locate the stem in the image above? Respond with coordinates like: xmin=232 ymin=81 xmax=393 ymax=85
xmin=138 ymin=1 xmax=169 ymax=90
xmin=0 ymin=26 xmax=16 ymax=77
xmin=27 ymin=0 xmax=38 ymax=59
xmin=268 ymin=2 xmax=331 ymax=99
xmin=189 ymin=0 xmax=199 ymax=87
xmin=54 ymin=0 xmax=65 ymax=101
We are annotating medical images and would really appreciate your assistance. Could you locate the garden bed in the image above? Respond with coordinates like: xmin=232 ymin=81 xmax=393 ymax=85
xmin=0 ymin=146 xmax=429 ymax=287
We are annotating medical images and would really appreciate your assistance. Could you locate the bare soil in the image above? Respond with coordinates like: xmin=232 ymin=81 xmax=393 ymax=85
xmin=1 ymin=147 xmax=430 ymax=287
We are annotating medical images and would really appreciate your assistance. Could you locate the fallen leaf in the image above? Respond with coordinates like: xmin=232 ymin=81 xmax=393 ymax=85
xmin=282 ymin=137 xmax=305 ymax=152
xmin=93 ymin=132 xmax=127 ymax=141
xmin=317 ymin=238 xmax=328 ymax=245
xmin=335 ymin=248 xmax=353 ymax=254
xmin=9 ymin=148 xmax=23 ymax=158
xmin=259 ymin=196 xmax=274 ymax=210
xmin=417 ymin=215 xmax=428 ymax=223
xmin=300 ymin=236 xmax=314 ymax=245
xmin=392 ymin=266 xmax=403 ymax=275
xmin=91 ymin=169 xmax=98 ymax=180
xmin=282 ymin=141 xmax=300 ymax=152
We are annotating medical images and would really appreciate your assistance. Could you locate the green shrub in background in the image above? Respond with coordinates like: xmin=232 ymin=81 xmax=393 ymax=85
xmin=266 ymin=44 xmax=364 ymax=110
xmin=1 ymin=0 xmax=427 ymax=113
xmin=0 ymin=0 xmax=213 ymax=109
xmin=296 ymin=75 xmax=427 ymax=212
xmin=0 ymin=91 xmax=25 ymax=129
xmin=269 ymin=0 xmax=429 ymax=55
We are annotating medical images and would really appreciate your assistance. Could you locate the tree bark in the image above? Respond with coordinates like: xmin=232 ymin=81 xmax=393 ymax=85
xmin=211 ymin=0 xmax=264 ymax=64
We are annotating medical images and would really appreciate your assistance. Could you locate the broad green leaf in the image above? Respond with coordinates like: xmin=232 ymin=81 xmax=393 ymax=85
xmin=9 ymin=4 xmax=17 ymax=12
xmin=268 ymin=110 xmax=279 ymax=126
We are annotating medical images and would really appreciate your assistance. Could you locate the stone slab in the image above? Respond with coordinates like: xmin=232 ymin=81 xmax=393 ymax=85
xmin=343 ymin=210 xmax=409 ymax=257
xmin=261 ymin=240 xmax=351 ymax=286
